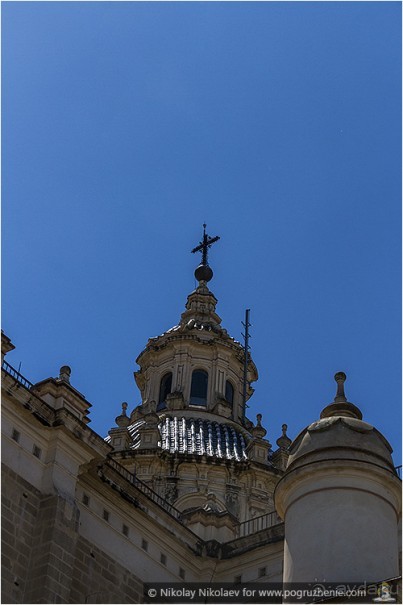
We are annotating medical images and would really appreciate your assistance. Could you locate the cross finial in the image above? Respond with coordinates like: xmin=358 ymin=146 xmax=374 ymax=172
xmin=191 ymin=224 xmax=220 ymax=283
xmin=191 ymin=224 xmax=220 ymax=267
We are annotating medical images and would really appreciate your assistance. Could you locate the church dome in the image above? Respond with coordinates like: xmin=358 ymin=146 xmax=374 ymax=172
xmin=107 ymin=235 xmax=271 ymax=469
xmin=106 ymin=227 xmax=282 ymax=526
xmin=123 ymin=416 xmax=249 ymax=461
xmin=132 ymin=228 xmax=257 ymax=428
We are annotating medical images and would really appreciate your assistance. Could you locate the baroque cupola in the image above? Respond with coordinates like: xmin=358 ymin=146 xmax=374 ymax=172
xmin=132 ymin=224 xmax=257 ymax=432
xmin=107 ymin=226 xmax=285 ymax=533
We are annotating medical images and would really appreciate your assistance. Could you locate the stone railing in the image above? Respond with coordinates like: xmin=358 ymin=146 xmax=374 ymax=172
xmin=236 ymin=509 xmax=282 ymax=538
xmin=2 ymin=360 xmax=34 ymax=390
xmin=101 ymin=458 xmax=183 ymax=522
xmin=2 ymin=360 xmax=55 ymax=425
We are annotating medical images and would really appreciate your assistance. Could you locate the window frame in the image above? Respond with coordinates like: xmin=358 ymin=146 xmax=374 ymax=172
xmin=225 ymin=379 xmax=234 ymax=405
xmin=158 ymin=371 xmax=173 ymax=410
xmin=189 ymin=369 xmax=208 ymax=406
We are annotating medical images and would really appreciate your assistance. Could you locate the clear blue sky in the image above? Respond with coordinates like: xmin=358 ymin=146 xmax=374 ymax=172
xmin=2 ymin=2 xmax=401 ymax=464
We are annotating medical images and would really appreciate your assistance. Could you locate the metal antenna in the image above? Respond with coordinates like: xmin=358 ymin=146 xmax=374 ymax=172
xmin=241 ymin=309 xmax=251 ymax=422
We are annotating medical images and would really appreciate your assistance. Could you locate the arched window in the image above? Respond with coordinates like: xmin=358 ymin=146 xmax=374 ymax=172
xmin=225 ymin=380 xmax=234 ymax=405
xmin=190 ymin=370 xmax=208 ymax=406
xmin=158 ymin=372 xmax=172 ymax=410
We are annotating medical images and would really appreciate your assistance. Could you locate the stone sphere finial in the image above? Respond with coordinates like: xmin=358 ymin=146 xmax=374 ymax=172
xmin=256 ymin=413 xmax=262 ymax=426
xmin=335 ymin=371 xmax=346 ymax=381
xmin=194 ymin=263 xmax=213 ymax=283
xmin=59 ymin=366 xmax=71 ymax=383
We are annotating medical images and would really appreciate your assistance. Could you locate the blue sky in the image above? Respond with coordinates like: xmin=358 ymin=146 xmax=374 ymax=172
xmin=2 ymin=2 xmax=401 ymax=464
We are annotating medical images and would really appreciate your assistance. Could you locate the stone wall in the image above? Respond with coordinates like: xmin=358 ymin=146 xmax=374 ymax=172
xmin=2 ymin=463 xmax=143 ymax=604
xmin=23 ymin=493 xmax=80 ymax=603
xmin=70 ymin=536 xmax=143 ymax=604
xmin=2 ymin=464 xmax=42 ymax=604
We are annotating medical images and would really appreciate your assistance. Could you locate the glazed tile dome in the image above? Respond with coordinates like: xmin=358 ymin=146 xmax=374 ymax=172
xmin=121 ymin=416 xmax=249 ymax=461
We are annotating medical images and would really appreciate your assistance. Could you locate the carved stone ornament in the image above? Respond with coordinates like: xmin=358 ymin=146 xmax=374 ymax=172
xmin=225 ymin=490 xmax=240 ymax=518
xmin=166 ymin=391 xmax=185 ymax=410
xmin=142 ymin=399 xmax=157 ymax=414
xmin=165 ymin=482 xmax=177 ymax=504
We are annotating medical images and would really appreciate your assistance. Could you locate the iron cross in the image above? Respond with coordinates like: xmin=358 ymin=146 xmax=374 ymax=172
xmin=191 ymin=224 xmax=220 ymax=266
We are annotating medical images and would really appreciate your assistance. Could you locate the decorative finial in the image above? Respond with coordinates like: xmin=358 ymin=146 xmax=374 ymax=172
xmin=276 ymin=424 xmax=292 ymax=450
xmin=59 ymin=366 xmax=71 ymax=384
xmin=191 ymin=224 xmax=220 ymax=283
xmin=334 ymin=372 xmax=347 ymax=402
xmin=252 ymin=413 xmax=267 ymax=439
xmin=320 ymin=372 xmax=363 ymax=420
xmin=115 ymin=402 xmax=130 ymax=428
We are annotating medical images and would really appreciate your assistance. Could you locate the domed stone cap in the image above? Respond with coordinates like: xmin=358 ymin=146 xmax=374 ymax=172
xmin=285 ymin=372 xmax=396 ymax=475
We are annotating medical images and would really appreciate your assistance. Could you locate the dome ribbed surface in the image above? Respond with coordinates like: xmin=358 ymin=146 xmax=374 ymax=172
xmin=124 ymin=417 xmax=249 ymax=461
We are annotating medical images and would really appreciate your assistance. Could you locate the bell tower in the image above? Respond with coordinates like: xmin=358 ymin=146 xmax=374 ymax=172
xmin=107 ymin=226 xmax=288 ymax=539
